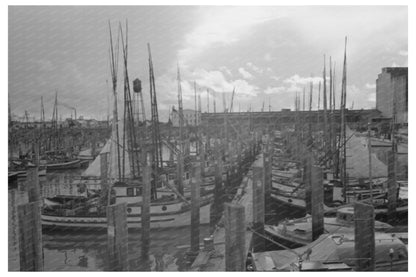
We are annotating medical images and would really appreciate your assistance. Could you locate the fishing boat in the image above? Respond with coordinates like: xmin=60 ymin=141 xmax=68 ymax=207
xmin=8 ymin=159 xmax=47 ymax=178
xmin=264 ymin=206 xmax=395 ymax=249
xmin=41 ymin=26 xmax=212 ymax=230
xmin=42 ymin=181 xmax=212 ymax=229
xmin=251 ymin=231 xmax=408 ymax=271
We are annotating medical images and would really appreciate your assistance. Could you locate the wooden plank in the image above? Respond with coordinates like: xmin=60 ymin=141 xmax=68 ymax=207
xmin=354 ymin=201 xmax=375 ymax=271
xmin=18 ymin=201 xmax=43 ymax=271
xmin=224 ymin=203 xmax=246 ymax=271
xmin=106 ymin=202 xmax=129 ymax=271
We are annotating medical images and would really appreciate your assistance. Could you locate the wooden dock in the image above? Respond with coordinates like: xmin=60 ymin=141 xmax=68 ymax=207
xmin=190 ymin=154 xmax=264 ymax=271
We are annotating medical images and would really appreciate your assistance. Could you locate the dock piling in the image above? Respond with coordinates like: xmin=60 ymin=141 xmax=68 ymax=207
xmin=190 ymin=161 xmax=201 ymax=254
xmin=311 ymin=165 xmax=324 ymax=241
xmin=17 ymin=201 xmax=43 ymax=271
xmin=142 ymin=165 xmax=151 ymax=260
xmin=387 ymin=150 xmax=397 ymax=221
xmin=252 ymin=166 xmax=265 ymax=252
xmin=354 ymin=201 xmax=375 ymax=271
xmin=26 ymin=168 xmax=41 ymax=203
xmin=106 ymin=202 xmax=129 ymax=271
xmin=224 ymin=203 xmax=246 ymax=271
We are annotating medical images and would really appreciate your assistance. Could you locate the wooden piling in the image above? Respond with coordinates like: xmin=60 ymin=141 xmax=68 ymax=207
xmin=303 ymin=153 xmax=313 ymax=214
xmin=26 ymin=168 xmax=41 ymax=203
xmin=106 ymin=202 xmax=129 ymax=271
xmin=191 ymin=161 xmax=201 ymax=254
xmin=354 ymin=201 xmax=375 ymax=271
xmin=211 ymin=140 xmax=224 ymax=228
xmin=263 ymin=151 xmax=272 ymax=214
xmin=252 ymin=166 xmax=265 ymax=252
xmin=17 ymin=201 xmax=43 ymax=271
xmin=311 ymin=165 xmax=324 ymax=241
xmin=224 ymin=203 xmax=246 ymax=271
xmin=387 ymin=150 xmax=397 ymax=219
xmin=141 ymin=166 xmax=151 ymax=260
xmin=200 ymin=142 xmax=205 ymax=177
xmin=177 ymin=149 xmax=184 ymax=195
xmin=100 ymin=152 xmax=108 ymax=186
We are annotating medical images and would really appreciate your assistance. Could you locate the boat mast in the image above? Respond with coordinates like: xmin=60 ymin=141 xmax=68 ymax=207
xmin=51 ymin=90 xmax=59 ymax=151
xmin=148 ymin=43 xmax=163 ymax=200
xmin=329 ymin=57 xmax=333 ymax=171
xmin=308 ymin=79 xmax=313 ymax=146
xmin=176 ymin=63 xmax=185 ymax=195
xmin=108 ymin=21 xmax=122 ymax=182
xmin=322 ymin=56 xmax=328 ymax=162
xmin=340 ymin=37 xmax=348 ymax=203
xmin=120 ymin=21 xmax=140 ymax=179
xmin=207 ymin=89 xmax=210 ymax=113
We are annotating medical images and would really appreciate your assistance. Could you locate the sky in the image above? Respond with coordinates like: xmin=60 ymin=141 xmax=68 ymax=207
xmin=9 ymin=6 xmax=408 ymax=122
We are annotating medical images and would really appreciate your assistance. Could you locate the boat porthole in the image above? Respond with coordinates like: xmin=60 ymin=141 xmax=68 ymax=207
xmin=162 ymin=205 xmax=167 ymax=211
xmin=127 ymin=208 xmax=132 ymax=213
xmin=288 ymin=199 xmax=292 ymax=203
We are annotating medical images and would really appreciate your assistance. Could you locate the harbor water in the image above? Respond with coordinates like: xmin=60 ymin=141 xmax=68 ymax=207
xmin=8 ymin=167 xmax=210 ymax=271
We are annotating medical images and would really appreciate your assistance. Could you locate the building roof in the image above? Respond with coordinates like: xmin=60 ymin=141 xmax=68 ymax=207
xmin=381 ymin=67 xmax=408 ymax=78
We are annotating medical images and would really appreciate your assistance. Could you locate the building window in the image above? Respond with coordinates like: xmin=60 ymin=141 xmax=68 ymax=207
xmin=127 ymin=187 xmax=134 ymax=196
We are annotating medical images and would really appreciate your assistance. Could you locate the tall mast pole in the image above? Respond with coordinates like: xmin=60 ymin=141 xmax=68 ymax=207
xmin=108 ymin=21 xmax=122 ymax=182
xmin=120 ymin=21 xmax=139 ymax=179
xmin=340 ymin=37 xmax=348 ymax=203
xmin=213 ymin=91 xmax=216 ymax=113
xmin=329 ymin=56 xmax=333 ymax=171
xmin=148 ymin=43 xmax=163 ymax=199
xmin=177 ymin=63 xmax=184 ymax=195
xmin=323 ymin=55 xmax=328 ymax=160
xmin=207 ymin=89 xmax=210 ymax=113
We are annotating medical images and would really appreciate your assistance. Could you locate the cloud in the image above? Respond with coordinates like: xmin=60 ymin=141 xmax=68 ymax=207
xmin=238 ymin=67 xmax=254 ymax=79
xmin=264 ymin=86 xmax=285 ymax=95
xmin=264 ymin=53 xmax=272 ymax=62
xmin=398 ymin=50 xmax=408 ymax=56
xmin=178 ymin=7 xmax=281 ymax=63
xmin=271 ymin=76 xmax=280 ymax=81
xmin=220 ymin=66 xmax=232 ymax=76
xmin=365 ymin=83 xmax=376 ymax=89
xmin=284 ymin=74 xmax=324 ymax=86
xmin=246 ymin=62 xmax=263 ymax=74
xmin=367 ymin=92 xmax=376 ymax=102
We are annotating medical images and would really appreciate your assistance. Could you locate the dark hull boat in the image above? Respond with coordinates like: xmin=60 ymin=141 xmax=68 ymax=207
xmin=44 ymin=159 xmax=81 ymax=171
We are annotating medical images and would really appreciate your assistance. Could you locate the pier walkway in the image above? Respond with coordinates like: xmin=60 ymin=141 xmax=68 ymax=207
xmin=190 ymin=154 xmax=263 ymax=271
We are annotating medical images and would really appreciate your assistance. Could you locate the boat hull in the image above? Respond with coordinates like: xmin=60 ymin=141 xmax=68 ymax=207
xmin=45 ymin=160 xmax=81 ymax=171
xmin=41 ymin=201 xmax=211 ymax=230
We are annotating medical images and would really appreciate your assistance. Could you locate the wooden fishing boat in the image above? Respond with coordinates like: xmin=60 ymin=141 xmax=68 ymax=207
xmin=251 ymin=231 xmax=408 ymax=271
xmin=41 ymin=181 xmax=212 ymax=229
xmin=43 ymin=159 xmax=81 ymax=171
xmin=264 ymin=206 xmax=395 ymax=249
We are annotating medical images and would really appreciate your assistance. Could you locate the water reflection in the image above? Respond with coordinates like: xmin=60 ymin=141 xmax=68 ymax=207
xmin=42 ymin=227 xmax=210 ymax=271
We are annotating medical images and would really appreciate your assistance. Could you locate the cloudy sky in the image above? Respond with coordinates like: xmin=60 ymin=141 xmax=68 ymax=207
xmin=9 ymin=6 xmax=408 ymax=122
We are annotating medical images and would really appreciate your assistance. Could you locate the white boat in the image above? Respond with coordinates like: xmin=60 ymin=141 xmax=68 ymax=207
xmin=42 ymin=181 xmax=212 ymax=229
xmin=264 ymin=206 xmax=394 ymax=248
